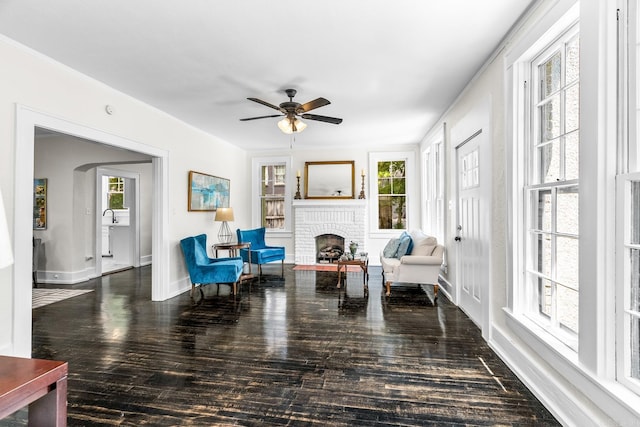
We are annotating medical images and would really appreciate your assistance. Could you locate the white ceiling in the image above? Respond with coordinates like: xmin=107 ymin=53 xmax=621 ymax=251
xmin=0 ymin=0 xmax=535 ymax=151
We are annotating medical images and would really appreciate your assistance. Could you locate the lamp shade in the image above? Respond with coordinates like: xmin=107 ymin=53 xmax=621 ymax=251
xmin=0 ymin=188 xmax=14 ymax=269
xmin=215 ymin=207 xmax=234 ymax=222
xmin=215 ymin=207 xmax=234 ymax=243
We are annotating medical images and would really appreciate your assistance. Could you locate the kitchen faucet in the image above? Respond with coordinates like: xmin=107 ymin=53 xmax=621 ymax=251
xmin=102 ymin=208 xmax=117 ymax=224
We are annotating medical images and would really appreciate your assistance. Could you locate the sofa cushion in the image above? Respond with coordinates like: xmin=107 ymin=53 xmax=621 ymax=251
xmin=396 ymin=232 xmax=413 ymax=258
xmin=409 ymin=230 xmax=437 ymax=256
xmin=383 ymin=238 xmax=401 ymax=258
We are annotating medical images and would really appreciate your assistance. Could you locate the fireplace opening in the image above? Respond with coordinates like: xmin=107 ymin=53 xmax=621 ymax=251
xmin=316 ymin=234 xmax=345 ymax=264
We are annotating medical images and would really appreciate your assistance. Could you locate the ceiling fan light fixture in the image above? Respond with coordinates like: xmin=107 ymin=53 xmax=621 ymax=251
xmin=277 ymin=117 xmax=306 ymax=134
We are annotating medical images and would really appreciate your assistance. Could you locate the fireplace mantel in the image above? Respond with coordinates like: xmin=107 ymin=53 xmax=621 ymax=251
xmin=293 ymin=199 xmax=367 ymax=265
xmin=292 ymin=199 xmax=367 ymax=208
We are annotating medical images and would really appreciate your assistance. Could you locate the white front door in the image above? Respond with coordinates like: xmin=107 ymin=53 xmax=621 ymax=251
xmin=455 ymin=130 xmax=488 ymax=329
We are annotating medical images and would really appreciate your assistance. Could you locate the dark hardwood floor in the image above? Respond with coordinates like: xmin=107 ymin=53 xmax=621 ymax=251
xmin=2 ymin=265 xmax=559 ymax=426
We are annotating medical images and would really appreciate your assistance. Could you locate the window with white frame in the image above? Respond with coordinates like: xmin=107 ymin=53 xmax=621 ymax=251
xmin=616 ymin=0 xmax=640 ymax=395
xmin=104 ymin=176 xmax=126 ymax=210
xmin=370 ymin=152 xmax=413 ymax=232
xmin=253 ymin=157 xmax=291 ymax=232
xmin=423 ymin=134 xmax=445 ymax=242
xmin=523 ymin=24 xmax=580 ymax=347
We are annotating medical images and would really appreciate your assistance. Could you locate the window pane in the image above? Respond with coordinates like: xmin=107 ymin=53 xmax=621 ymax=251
xmin=539 ymin=141 xmax=560 ymax=183
xmin=631 ymin=182 xmax=640 ymax=245
xmin=631 ymin=316 xmax=640 ymax=379
xmin=535 ymin=233 xmax=552 ymax=277
xmin=378 ymin=178 xmax=392 ymax=194
xmin=630 ymin=316 xmax=640 ymax=378
xmin=557 ymin=186 xmax=579 ymax=235
xmin=378 ymin=196 xmax=392 ymax=229
xmin=565 ymin=83 xmax=580 ymax=133
xmin=390 ymin=196 xmax=406 ymax=229
xmin=540 ymin=52 xmax=561 ymax=98
xmin=535 ymin=190 xmax=552 ymax=231
xmin=538 ymin=277 xmax=552 ymax=317
xmin=565 ymin=131 xmax=580 ymax=181
xmin=557 ymin=285 xmax=579 ymax=333
xmin=631 ymin=249 xmax=640 ymax=312
xmin=540 ymin=96 xmax=561 ymax=141
xmin=260 ymin=164 xmax=286 ymax=229
xmin=556 ymin=236 xmax=579 ymax=289
xmin=566 ymin=36 xmax=580 ymax=84
xmin=392 ymin=177 xmax=406 ymax=194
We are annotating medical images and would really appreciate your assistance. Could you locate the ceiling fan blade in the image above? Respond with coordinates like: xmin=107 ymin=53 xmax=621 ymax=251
xmin=301 ymin=113 xmax=343 ymax=125
xmin=247 ymin=97 xmax=284 ymax=112
xmin=298 ymin=97 xmax=331 ymax=113
xmin=239 ymin=114 xmax=283 ymax=121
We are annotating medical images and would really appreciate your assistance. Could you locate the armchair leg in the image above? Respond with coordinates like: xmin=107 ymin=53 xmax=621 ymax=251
xmin=385 ymin=281 xmax=391 ymax=296
xmin=281 ymin=260 xmax=284 ymax=279
xmin=433 ymin=284 xmax=439 ymax=301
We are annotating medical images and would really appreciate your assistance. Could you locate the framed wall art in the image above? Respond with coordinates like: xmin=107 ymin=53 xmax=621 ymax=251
xmin=304 ymin=160 xmax=355 ymax=199
xmin=188 ymin=171 xmax=230 ymax=211
xmin=33 ymin=178 xmax=47 ymax=230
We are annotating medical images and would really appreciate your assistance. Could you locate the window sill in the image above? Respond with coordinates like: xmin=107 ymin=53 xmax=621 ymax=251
xmin=504 ymin=308 xmax=578 ymax=366
xmin=503 ymin=307 xmax=640 ymax=423
xmin=265 ymin=230 xmax=292 ymax=239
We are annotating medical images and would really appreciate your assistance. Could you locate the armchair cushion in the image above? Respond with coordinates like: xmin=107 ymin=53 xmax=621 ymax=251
xmin=409 ymin=230 xmax=437 ymax=256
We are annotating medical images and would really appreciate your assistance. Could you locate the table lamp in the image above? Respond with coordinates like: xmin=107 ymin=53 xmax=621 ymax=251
xmin=0 ymin=188 xmax=14 ymax=269
xmin=215 ymin=207 xmax=234 ymax=244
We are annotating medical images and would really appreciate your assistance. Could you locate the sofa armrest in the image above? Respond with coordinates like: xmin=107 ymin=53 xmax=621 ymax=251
xmin=399 ymin=255 xmax=442 ymax=266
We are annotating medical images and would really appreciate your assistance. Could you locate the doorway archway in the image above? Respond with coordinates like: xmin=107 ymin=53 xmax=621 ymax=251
xmin=13 ymin=105 xmax=169 ymax=356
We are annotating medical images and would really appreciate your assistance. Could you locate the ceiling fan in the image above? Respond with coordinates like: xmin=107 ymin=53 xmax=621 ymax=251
xmin=240 ymin=89 xmax=343 ymax=134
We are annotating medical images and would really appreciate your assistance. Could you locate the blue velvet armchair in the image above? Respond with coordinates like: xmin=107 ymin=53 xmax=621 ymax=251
xmin=180 ymin=234 xmax=243 ymax=296
xmin=236 ymin=227 xmax=285 ymax=280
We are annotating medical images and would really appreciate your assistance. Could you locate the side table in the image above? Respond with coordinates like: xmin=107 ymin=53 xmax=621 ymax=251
xmin=336 ymin=256 xmax=369 ymax=292
xmin=213 ymin=242 xmax=254 ymax=282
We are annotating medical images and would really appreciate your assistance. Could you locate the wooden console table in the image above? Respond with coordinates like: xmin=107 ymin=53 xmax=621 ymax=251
xmin=0 ymin=355 xmax=68 ymax=426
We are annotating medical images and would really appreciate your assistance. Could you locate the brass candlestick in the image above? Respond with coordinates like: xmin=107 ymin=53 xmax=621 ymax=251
xmin=358 ymin=174 xmax=366 ymax=199
xmin=294 ymin=176 xmax=302 ymax=199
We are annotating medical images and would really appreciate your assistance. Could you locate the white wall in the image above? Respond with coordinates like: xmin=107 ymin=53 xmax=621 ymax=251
xmin=249 ymin=143 xmax=421 ymax=266
xmin=0 ymin=35 xmax=249 ymax=356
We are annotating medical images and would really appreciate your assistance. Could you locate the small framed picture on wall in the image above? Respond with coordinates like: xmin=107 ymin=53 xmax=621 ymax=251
xmin=34 ymin=178 xmax=47 ymax=230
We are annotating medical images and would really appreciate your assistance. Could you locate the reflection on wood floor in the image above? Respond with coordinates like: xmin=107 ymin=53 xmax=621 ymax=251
xmin=3 ymin=265 xmax=559 ymax=426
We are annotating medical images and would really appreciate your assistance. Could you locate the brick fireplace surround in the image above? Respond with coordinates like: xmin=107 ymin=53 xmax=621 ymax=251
xmin=293 ymin=200 xmax=367 ymax=265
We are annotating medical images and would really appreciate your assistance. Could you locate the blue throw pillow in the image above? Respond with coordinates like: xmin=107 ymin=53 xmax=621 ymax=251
xmin=396 ymin=233 xmax=413 ymax=258
xmin=383 ymin=238 xmax=401 ymax=258
xmin=399 ymin=231 xmax=414 ymax=255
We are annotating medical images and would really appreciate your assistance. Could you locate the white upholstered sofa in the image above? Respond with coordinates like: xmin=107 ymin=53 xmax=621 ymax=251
xmin=380 ymin=230 xmax=444 ymax=299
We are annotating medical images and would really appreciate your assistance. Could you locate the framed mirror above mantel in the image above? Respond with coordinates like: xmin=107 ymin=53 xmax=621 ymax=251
xmin=304 ymin=160 xmax=355 ymax=199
